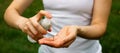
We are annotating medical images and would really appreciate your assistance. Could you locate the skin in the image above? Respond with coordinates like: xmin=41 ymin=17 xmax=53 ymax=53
xmin=4 ymin=0 xmax=112 ymax=48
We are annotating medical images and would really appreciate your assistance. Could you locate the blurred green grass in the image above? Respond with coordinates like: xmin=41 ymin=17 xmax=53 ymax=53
xmin=100 ymin=0 xmax=120 ymax=53
xmin=0 ymin=0 xmax=120 ymax=53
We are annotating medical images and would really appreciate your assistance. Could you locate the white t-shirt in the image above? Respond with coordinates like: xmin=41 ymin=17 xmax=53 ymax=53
xmin=38 ymin=0 xmax=102 ymax=53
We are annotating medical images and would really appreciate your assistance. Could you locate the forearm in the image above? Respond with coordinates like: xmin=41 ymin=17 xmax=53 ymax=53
xmin=4 ymin=0 xmax=33 ymax=29
xmin=4 ymin=8 xmax=27 ymax=29
xmin=77 ymin=24 xmax=107 ymax=39
xmin=77 ymin=0 xmax=112 ymax=39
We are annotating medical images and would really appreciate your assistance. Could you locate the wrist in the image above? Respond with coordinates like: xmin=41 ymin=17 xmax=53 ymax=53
xmin=74 ymin=25 xmax=83 ymax=36
xmin=70 ymin=25 xmax=80 ymax=35
xmin=75 ymin=25 xmax=80 ymax=35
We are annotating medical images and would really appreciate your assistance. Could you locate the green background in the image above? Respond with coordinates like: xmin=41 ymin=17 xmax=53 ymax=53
xmin=0 ymin=0 xmax=120 ymax=53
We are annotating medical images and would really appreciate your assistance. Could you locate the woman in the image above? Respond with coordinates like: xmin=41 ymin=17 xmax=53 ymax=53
xmin=4 ymin=0 xmax=112 ymax=53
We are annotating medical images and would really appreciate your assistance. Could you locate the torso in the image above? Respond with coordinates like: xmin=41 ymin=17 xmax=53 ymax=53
xmin=39 ymin=0 xmax=102 ymax=53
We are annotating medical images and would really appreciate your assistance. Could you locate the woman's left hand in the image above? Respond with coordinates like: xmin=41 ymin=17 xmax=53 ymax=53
xmin=38 ymin=26 xmax=79 ymax=48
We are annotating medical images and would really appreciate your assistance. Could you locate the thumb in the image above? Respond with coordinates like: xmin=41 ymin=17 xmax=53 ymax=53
xmin=35 ymin=10 xmax=52 ymax=21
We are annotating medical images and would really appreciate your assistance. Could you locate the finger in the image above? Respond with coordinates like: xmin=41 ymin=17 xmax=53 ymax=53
xmin=64 ymin=34 xmax=76 ymax=45
xmin=61 ymin=34 xmax=76 ymax=48
xmin=38 ymin=37 xmax=55 ymax=46
xmin=26 ymin=24 xmax=44 ymax=40
xmin=33 ymin=10 xmax=52 ymax=21
xmin=29 ymin=19 xmax=47 ymax=35
xmin=39 ymin=40 xmax=56 ymax=47
xmin=23 ymin=24 xmax=41 ymax=41
xmin=26 ymin=21 xmax=38 ymax=35
xmin=36 ymin=33 xmax=44 ymax=40
xmin=55 ymin=28 xmax=68 ymax=42
xmin=56 ymin=28 xmax=76 ymax=47
xmin=64 ymin=27 xmax=76 ymax=43
xmin=39 ymin=10 xmax=52 ymax=19
xmin=23 ymin=26 xmax=35 ymax=39
xmin=38 ymin=37 xmax=54 ymax=44
xmin=35 ymin=21 xmax=47 ymax=34
xmin=25 ymin=21 xmax=44 ymax=40
xmin=38 ymin=37 xmax=64 ymax=48
xmin=58 ymin=26 xmax=68 ymax=36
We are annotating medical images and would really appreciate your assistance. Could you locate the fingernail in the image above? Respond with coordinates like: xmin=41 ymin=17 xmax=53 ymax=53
xmin=42 ymin=31 xmax=47 ymax=35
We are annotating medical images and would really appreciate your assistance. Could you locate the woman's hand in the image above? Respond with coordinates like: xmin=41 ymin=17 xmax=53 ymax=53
xmin=38 ymin=26 xmax=79 ymax=48
xmin=18 ymin=10 xmax=52 ymax=41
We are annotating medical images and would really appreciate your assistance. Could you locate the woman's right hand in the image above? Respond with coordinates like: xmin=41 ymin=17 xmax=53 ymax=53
xmin=18 ymin=10 xmax=52 ymax=41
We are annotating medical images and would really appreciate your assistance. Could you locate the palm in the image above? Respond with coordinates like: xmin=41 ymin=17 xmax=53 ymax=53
xmin=38 ymin=26 xmax=78 ymax=48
